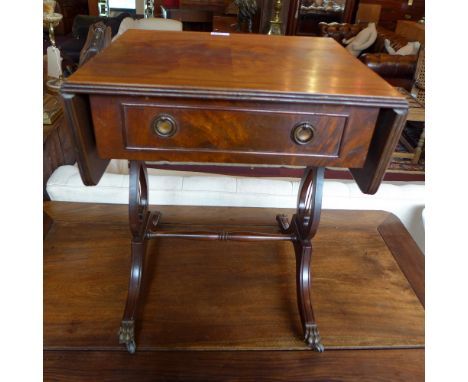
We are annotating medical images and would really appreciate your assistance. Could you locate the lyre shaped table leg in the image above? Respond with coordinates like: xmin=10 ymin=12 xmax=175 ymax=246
xmin=119 ymin=239 xmax=147 ymax=354
xmin=277 ymin=167 xmax=325 ymax=351
xmin=293 ymin=239 xmax=324 ymax=352
xmin=119 ymin=161 xmax=155 ymax=354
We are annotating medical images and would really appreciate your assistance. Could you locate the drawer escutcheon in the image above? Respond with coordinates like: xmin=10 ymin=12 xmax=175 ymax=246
xmin=292 ymin=122 xmax=315 ymax=145
xmin=152 ymin=114 xmax=178 ymax=138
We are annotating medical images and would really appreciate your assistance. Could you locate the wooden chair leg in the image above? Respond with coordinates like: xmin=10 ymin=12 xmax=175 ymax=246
xmin=411 ymin=127 xmax=425 ymax=164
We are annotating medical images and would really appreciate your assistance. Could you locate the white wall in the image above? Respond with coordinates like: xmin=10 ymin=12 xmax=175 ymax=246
xmin=135 ymin=0 xmax=145 ymax=15
xmin=108 ymin=0 xmax=136 ymax=9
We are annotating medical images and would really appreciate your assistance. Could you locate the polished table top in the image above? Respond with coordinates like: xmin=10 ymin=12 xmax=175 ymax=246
xmin=65 ymin=30 xmax=404 ymax=106
xmin=61 ymin=30 xmax=408 ymax=193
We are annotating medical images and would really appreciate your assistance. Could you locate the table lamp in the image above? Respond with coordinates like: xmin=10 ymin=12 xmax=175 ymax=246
xmin=267 ymin=0 xmax=283 ymax=35
xmin=43 ymin=1 xmax=64 ymax=92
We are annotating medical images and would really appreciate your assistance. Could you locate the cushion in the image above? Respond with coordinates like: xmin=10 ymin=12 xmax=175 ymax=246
xmin=58 ymin=37 xmax=85 ymax=62
xmin=385 ymin=39 xmax=420 ymax=56
xmin=72 ymin=13 xmax=131 ymax=40
xmin=114 ymin=17 xmax=183 ymax=40
xmin=342 ymin=22 xmax=377 ymax=57
xmin=72 ymin=15 xmax=107 ymax=39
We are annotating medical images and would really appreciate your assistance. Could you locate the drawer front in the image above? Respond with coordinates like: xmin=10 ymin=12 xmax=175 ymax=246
xmin=122 ymin=103 xmax=347 ymax=158
xmin=90 ymin=96 xmax=379 ymax=167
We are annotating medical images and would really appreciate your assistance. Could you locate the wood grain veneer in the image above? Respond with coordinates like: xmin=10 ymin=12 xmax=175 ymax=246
xmin=64 ymin=30 xmax=405 ymax=105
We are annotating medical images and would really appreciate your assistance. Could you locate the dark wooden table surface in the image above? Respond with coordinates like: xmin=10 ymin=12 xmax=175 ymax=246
xmin=44 ymin=202 xmax=424 ymax=381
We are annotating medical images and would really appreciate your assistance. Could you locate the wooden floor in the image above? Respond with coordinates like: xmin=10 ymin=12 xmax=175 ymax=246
xmin=44 ymin=202 xmax=425 ymax=381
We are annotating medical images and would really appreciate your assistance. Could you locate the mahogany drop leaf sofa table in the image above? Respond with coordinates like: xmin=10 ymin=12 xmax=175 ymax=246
xmin=61 ymin=30 xmax=408 ymax=354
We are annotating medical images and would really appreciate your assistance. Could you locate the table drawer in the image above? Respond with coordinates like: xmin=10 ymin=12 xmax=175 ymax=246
xmin=90 ymin=96 xmax=378 ymax=167
xmin=122 ymin=103 xmax=346 ymax=158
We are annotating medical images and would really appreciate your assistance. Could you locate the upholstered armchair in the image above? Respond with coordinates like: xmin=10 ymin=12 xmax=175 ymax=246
xmin=318 ymin=22 xmax=418 ymax=90
xmin=58 ymin=14 xmax=182 ymax=76
xmin=58 ymin=12 xmax=132 ymax=69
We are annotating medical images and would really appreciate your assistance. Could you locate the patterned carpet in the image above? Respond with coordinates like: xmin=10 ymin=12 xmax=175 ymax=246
xmin=326 ymin=122 xmax=425 ymax=182
xmin=388 ymin=157 xmax=424 ymax=174
xmin=389 ymin=122 xmax=425 ymax=176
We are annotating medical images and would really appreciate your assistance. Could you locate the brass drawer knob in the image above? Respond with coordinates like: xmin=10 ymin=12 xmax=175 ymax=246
xmin=152 ymin=114 xmax=177 ymax=137
xmin=292 ymin=122 xmax=315 ymax=145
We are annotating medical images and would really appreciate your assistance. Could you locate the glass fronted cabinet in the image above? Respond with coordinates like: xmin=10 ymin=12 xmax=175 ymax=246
xmin=286 ymin=0 xmax=357 ymax=36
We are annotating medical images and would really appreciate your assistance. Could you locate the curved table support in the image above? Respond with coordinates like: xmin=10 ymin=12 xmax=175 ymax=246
xmin=277 ymin=167 xmax=325 ymax=351
xmin=120 ymin=162 xmax=325 ymax=353
xmin=119 ymin=161 xmax=160 ymax=353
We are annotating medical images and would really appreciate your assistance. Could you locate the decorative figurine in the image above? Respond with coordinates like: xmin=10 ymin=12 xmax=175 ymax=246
xmin=234 ymin=0 xmax=257 ymax=33
xmin=144 ymin=0 xmax=154 ymax=19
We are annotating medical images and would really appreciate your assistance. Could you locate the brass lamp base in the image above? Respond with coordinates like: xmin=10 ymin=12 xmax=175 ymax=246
xmin=267 ymin=21 xmax=282 ymax=35
xmin=267 ymin=0 xmax=283 ymax=35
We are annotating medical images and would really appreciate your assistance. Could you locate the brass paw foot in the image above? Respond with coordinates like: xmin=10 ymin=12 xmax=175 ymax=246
xmin=119 ymin=320 xmax=136 ymax=354
xmin=305 ymin=324 xmax=324 ymax=352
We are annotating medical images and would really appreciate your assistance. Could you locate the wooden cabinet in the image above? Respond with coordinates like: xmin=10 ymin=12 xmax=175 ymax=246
xmin=395 ymin=19 xmax=424 ymax=44
xmin=359 ymin=0 xmax=424 ymax=31
xmin=285 ymin=0 xmax=425 ymax=35
xmin=43 ymin=101 xmax=76 ymax=200
xmin=57 ymin=0 xmax=89 ymax=34
xmin=88 ymin=0 xmax=99 ymax=16
xmin=286 ymin=0 xmax=358 ymax=36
